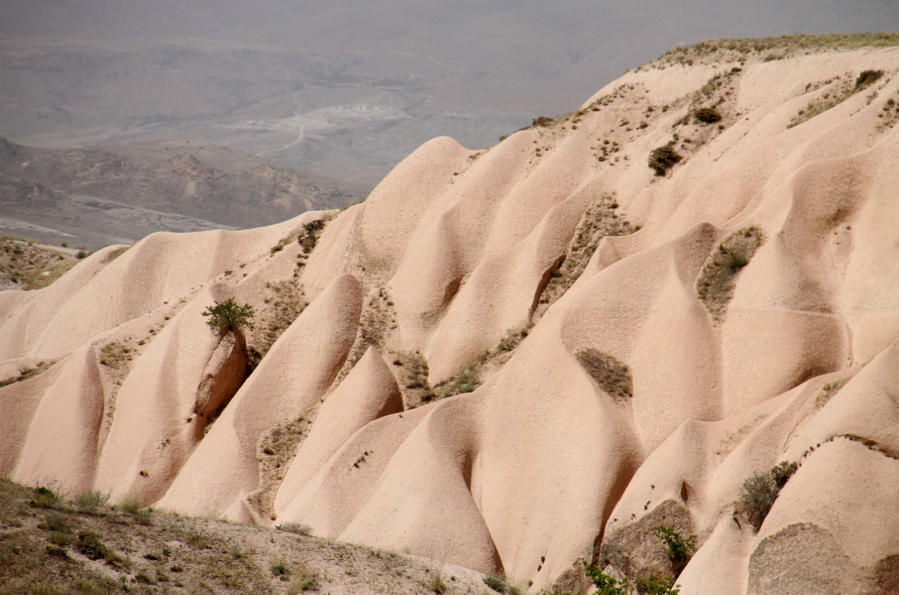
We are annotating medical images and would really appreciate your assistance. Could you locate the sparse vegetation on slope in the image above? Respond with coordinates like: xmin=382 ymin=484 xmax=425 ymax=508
xmin=0 ymin=360 xmax=54 ymax=388
xmin=390 ymin=350 xmax=436 ymax=408
xmin=0 ymin=238 xmax=83 ymax=290
xmin=788 ymin=68 xmax=888 ymax=129
xmin=740 ymin=461 xmax=799 ymax=531
xmin=696 ymin=227 xmax=764 ymax=324
xmin=0 ymin=480 xmax=487 ymax=593
xmin=248 ymin=414 xmax=313 ymax=521
xmin=336 ymin=286 xmax=397 ymax=383
xmin=533 ymin=194 xmax=638 ymax=319
xmin=575 ymin=347 xmax=633 ymax=401
xmin=248 ymin=280 xmax=307 ymax=370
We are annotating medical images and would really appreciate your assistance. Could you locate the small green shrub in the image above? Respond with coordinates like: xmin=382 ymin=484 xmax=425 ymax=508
xmin=271 ymin=557 xmax=288 ymax=578
xmin=77 ymin=532 xmax=110 ymax=561
xmin=693 ymin=107 xmax=722 ymax=124
xmin=298 ymin=219 xmax=326 ymax=253
xmin=741 ymin=460 xmax=799 ymax=531
xmin=648 ymin=145 xmax=683 ymax=176
xmin=120 ymin=496 xmax=153 ymax=526
xmin=636 ymin=572 xmax=680 ymax=595
xmin=655 ymin=526 xmax=696 ymax=574
xmin=134 ymin=572 xmax=155 ymax=585
xmin=75 ymin=491 xmax=106 ymax=513
xmin=29 ymin=486 xmax=60 ymax=509
xmin=202 ymin=298 xmax=255 ymax=335
xmin=483 ymin=575 xmax=507 ymax=593
xmin=430 ymin=574 xmax=447 ymax=593
xmin=291 ymin=566 xmax=319 ymax=591
xmin=584 ymin=561 xmax=630 ymax=595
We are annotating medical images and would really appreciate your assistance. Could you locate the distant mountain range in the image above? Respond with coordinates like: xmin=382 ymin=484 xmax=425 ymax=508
xmin=0 ymin=136 xmax=360 ymax=247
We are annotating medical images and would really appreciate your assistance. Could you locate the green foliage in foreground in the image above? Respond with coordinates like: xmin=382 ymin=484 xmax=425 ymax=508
xmin=655 ymin=525 xmax=696 ymax=574
xmin=585 ymin=561 xmax=681 ymax=595
xmin=202 ymin=298 xmax=255 ymax=335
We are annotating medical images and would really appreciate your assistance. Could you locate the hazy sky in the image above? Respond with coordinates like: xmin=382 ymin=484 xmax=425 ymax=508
xmin=3 ymin=2 xmax=897 ymax=97
xmin=1 ymin=1 xmax=897 ymax=184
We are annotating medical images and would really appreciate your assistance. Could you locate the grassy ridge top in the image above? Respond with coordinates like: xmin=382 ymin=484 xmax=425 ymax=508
xmin=654 ymin=32 xmax=899 ymax=66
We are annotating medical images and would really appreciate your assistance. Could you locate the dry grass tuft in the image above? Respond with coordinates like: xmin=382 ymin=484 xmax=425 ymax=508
xmin=575 ymin=348 xmax=633 ymax=401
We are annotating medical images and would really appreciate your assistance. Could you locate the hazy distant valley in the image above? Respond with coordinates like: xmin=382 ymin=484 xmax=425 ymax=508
xmin=0 ymin=136 xmax=359 ymax=247
xmin=3 ymin=1 xmax=897 ymax=248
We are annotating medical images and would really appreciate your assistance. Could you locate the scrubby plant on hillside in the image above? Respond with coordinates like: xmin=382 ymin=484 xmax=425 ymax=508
xmin=790 ymin=69 xmax=885 ymax=129
xmin=482 ymin=574 xmax=507 ymax=592
xmin=692 ymin=107 xmax=722 ymax=124
xmin=655 ymin=526 xmax=696 ymax=574
xmin=637 ymin=572 xmax=680 ymax=595
xmin=648 ymin=144 xmax=682 ymax=176
xmin=696 ymin=226 xmax=764 ymax=324
xmin=202 ymin=298 xmax=255 ymax=335
xmin=575 ymin=347 xmax=633 ymax=401
xmin=584 ymin=561 xmax=681 ymax=595
xmin=854 ymin=69 xmax=883 ymax=90
xmin=584 ymin=562 xmax=630 ymax=595
xmin=740 ymin=461 xmax=799 ymax=531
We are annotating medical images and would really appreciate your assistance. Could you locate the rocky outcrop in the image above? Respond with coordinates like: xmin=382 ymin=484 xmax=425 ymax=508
xmin=193 ymin=330 xmax=248 ymax=423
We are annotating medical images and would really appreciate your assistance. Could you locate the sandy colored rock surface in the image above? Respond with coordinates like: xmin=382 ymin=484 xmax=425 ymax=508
xmin=3 ymin=38 xmax=899 ymax=593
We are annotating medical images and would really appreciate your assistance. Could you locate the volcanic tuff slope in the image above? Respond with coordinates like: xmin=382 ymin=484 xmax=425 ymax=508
xmin=3 ymin=36 xmax=899 ymax=593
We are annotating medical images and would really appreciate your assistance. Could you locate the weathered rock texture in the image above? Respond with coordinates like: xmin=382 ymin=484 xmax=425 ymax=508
xmin=3 ymin=40 xmax=899 ymax=593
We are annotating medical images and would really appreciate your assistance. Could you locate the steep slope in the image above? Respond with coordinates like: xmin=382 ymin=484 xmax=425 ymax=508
xmin=3 ymin=36 xmax=899 ymax=593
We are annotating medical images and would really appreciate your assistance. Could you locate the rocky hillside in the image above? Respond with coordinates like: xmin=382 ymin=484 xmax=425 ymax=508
xmin=0 ymin=479 xmax=491 ymax=594
xmin=0 ymin=138 xmax=360 ymax=247
xmin=2 ymin=35 xmax=899 ymax=593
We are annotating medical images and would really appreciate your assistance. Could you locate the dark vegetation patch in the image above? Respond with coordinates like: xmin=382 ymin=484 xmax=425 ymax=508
xmin=575 ymin=348 xmax=633 ymax=401
xmin=389 ymin=350 xmax=436 ymax=409
xmin=0 ymin=360 xmax=54 ymax=388
xmin=648 ymin=145 xmax=683 ymax=176
xmin=740 ymin=461 xmax=799 ymax=531
xmin=696 ymin=226 xmax=764 ymax=324
xmin=692 ymin=107 xmax=722 ymax=124
xmin=855 ymin=69 xmax=883 ymax=90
